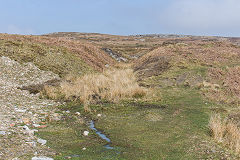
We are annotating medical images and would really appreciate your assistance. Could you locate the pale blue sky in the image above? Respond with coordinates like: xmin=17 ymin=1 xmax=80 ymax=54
xmin=1 ymin=0 xmax=240 ymax=37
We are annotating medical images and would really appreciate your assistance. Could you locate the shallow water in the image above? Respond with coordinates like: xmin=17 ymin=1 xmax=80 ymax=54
xmin=89 ymin=120 xmax=114 ymax=149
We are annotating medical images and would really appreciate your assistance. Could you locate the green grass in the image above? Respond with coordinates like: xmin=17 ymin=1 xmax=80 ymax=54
xmin=37 ymin=114 xmax=124 ymax=160
xmin=95 ymin=87 xmax=210 ymax=159
xmin=37 ymin=85 xmax=221 ymax=159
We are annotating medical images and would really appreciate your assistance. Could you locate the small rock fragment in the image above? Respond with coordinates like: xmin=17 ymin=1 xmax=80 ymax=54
xmin=23 ymin=125 xmax=30 ymax=131
xmin=50 ymin=113 xmax=61 ymax=121
xmin=83 ymin=131 xmax=89 ymax=136
xmin=32 ymin=156 xmax=53 ymax=160
xmin=0 ymin=131 xmax=6 ymax=135
xmin=10 ymin=123 xmax=15 ymax=127
xmin=66 ymin=110 xmax=70 ymax=113
xmin=26 ymin=141 xmax=36 ymax=147
xmin=37 ymin=138 xmax=47 ymax=145
xmin=15 ymin=109 xmax=27 ymax=113
xmin=22 ymin=117 xmax=31 ymax=124
xmin=75 ymin=112 xmax=80 ymax=116
xmin=38 ymin=125 xmax=47 ymax=128
xmin=97 ymin=114 xmax=102 ymax=117
xmin=33 ymin=124 xmax=41 ymax=127
xmin=82 ymin=147 xmax=86 ymax=150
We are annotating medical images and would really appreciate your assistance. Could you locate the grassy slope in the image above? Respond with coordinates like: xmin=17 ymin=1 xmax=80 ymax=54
xmin=0 ymin=34 xmax=116 ymax=77
xmin=0 ymin=39 xmax=93 ymax=77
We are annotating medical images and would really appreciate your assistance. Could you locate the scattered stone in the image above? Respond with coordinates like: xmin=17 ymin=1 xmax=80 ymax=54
xmin=37 ymin=138 xmax=47 ymax=145
xmin=97 ymin=114 xmax=102 ymax=117
xmin=83 ymin=131 xmax=89 ymax=136
xmin=26 ymin=141 xmax=36 ymax=147
xmin=38 ymin=125 xmax=47 ymax=128
xmin=23 ymin=125 xmax=30 ymax=131
xmin=10 ymin=123 xmax=15 ymax=127
xmin=27 ymin=129 xmax=37 ymax=136
xmin=102 ymin=48 xmax=128 ymax=62
xmin=32 ymin=156 xmax=53 ymax=160
xmin=82 ymin=147 xmax=86 ymax=150
xmin=0 ymin=56 xmax=59 ymax=160
xmin=15 ymin=109 xmax=27 ymax=113
xmin=33 ymin=124 xmax=41 ymax=128
xmin=0 ymin=131 xmax=6 ymax=135
xmin=22 ymin=117 xmax=31 ymax=124
xmin=50 ymin=113 xmax=61 ymax=121
xmin=66 ymin=110 xmax=70 ymax=113
xmin=75 ymin=112 xmax=81 ymax=116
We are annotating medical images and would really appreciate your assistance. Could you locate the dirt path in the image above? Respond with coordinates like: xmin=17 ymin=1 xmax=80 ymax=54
xmin=0 ymin=56 xmax=61 ymax=159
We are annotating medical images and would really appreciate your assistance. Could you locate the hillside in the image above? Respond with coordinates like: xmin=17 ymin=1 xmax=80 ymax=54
xmin=0 ymin=34 xmax=116 ymax=76
xmin=1 ymin=32 xmax=240 ymax=159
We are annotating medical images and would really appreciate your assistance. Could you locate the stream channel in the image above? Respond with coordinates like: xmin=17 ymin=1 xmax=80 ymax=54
xmin=89 ymin=120 xmax=114 ymax=150
xmin=66 ymin=120 xmax=118 ymax=159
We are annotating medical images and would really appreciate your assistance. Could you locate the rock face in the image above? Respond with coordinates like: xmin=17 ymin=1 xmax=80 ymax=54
xmin=102 ymin=48 xmax=127 ymax=62
xmin=0 ymin=56 xmax=60 ymax=159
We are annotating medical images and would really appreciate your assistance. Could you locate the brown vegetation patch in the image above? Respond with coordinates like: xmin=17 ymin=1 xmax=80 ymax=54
xmin=134 ymin=48 xmax=171 ymax=78
xmin=18 ymin=79 xmax=60 ymax=94
xmin=41 ymin=69 xmax=146 ymax=111
xmin=204 ymin=66 xmax=240 ymax=104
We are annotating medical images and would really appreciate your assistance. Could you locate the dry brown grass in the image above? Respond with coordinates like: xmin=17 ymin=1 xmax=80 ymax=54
xmin=204 ymin=66 xmax=240 ymax=104
xmin=42 ymin=69 xmax=146 ymax=111
xmin=133 ymin=47 xmax=174 ymax=79
xmin=209 ymin=114 xmax=240 ymax=153
xmin=209 ymin=114 xmax=225 ymax=142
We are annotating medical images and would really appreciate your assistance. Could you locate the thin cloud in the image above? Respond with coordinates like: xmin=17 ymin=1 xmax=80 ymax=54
xmin=159 ymin=0 xmax=240 ymax=36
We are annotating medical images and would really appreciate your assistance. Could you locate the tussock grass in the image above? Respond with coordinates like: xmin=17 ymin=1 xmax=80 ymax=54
xmin=42 ymin=69 xmax=146 ymax=111
xmin=209 ymin=114 xmax=225 ymax=142
xmin=209 ymin=114 xmax=240 ymax=153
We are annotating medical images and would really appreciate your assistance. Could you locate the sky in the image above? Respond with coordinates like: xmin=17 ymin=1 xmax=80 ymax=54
xmin=1 ymin=0 xmax=240 ymax=37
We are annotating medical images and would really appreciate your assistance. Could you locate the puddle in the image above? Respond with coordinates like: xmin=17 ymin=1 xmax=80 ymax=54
xmin=89 ymin=120 xmax=114 ymax=150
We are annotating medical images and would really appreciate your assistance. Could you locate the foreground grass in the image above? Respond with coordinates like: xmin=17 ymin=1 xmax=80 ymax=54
xmin=96 ymin=87 xmax=210 ymax=159
xmin=37 ymin=116 xmax=123 ymax=160
xmin=37 ymin=85 xmax=237 ymax=159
